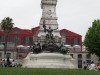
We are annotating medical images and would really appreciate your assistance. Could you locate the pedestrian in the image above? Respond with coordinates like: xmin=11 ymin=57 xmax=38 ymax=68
xmin=96 ymin=63 xmax=100 ymax=71
xmin=83 ymin=63 xmax=87 ymax=70
xmin=89 ymin=61 xmax=97 ymax=71
xmin=2 ymin=59 xmax=6 ymax=68
xmin=6 ymin=57 xmax=11 ymax=67
xmin=11 ymin=59 xmax=16 ymax=67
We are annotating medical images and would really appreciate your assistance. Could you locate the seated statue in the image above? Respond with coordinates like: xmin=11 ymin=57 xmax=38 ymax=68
xmin=59 ymin=44 xmax=68 ymax=54
xmin=32 ymin=42 xmax=42 ymax=54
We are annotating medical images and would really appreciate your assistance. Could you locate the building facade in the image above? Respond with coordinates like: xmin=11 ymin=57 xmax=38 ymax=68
xmin=0 ymin=42 xmax=17 ymax=59
xmin=60 ymin=29 xmax=82 ymax=46
xmin=0 ymin=27 xmax=33 ymax=59
xmin=0 ymin=26 xmax=99 ymax=68
xmin=0 ymin=27 xmax=33 ymax=45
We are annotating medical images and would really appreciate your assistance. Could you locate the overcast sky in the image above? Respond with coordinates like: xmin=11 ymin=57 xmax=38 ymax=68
xmin=0 ymin=0 xmax=100 ymax=41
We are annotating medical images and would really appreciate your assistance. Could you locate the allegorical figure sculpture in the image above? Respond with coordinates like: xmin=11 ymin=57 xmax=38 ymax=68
xmin=43 ymin=20 xmax=58 ymax=40
xmin=32 ymin=42 xmax=42 ymax=54
xmin=32 ymin=20 xmax=68 ymax=54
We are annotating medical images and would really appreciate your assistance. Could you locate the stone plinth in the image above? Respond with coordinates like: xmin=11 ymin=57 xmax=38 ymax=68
xmin=22 ymin=53 xmax=76 ymax=68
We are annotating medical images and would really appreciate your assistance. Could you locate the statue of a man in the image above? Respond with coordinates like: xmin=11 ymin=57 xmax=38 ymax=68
xmin=46 ymin=26 xmax=53 ymax=39
xmin=43 ymin=20 xmax=58 ymax=40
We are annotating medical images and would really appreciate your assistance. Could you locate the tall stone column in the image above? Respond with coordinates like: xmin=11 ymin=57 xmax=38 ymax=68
xmin=34 ymin=0 xmax=66 ymax=44
xmin=38 ymin=0 xmax=61 ymax=37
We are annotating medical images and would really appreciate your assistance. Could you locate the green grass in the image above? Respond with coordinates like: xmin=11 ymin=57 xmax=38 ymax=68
xmin=0 ymin=68 xmax=100 ymax=75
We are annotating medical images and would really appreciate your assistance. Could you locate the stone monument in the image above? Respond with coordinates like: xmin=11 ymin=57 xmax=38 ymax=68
xmin=33 ymin=0 xmax=66 ymax=44
xmin=22 ymin=0 xmax=76 ymax=68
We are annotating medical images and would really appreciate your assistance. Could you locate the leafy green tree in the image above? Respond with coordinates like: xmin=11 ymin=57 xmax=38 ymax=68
xmin=1 ymin=17 xmax=14 ymax=58
xmin=84 ymin=19 xmax=100 ymax=60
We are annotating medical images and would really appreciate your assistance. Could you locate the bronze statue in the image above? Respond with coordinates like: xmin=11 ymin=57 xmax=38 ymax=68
xmin=32 ymin=20 xmax=68 ymax=54
xmin=32 ymin=42 xmax=41 ymax=54
xmin=43 ymin=20 xmax=58 ymax=40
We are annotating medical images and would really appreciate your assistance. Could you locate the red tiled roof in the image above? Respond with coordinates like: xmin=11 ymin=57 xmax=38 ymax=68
xmin=60 ymin=29 xmax=82 ymax=37
xmin=31 ymin=26 xmax=39 ymax=36
xmin=9 ymin=27 xmax=33 ymax=37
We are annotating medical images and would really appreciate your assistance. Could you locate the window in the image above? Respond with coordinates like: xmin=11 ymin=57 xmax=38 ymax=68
xmin=72 ymin=38 xmax=80 ymax=45
xmin=6 ymin=53 xmax=11 ymax=58
xmin=78 ymin=54 xmax=82 ymax=59
xmin=78 ymin=60 xmax=82 ymax=68
xmin=0 ymin=36 xmax=5 ymax=42
xmin=86 ymin=54 xmax=91 ymax=59
xmin=78 ymin=54 xmax=82 ymax=68
xmin=22 ymin=36 xmax=33 ymax=45
xmin=70 ymin=54 xmax=73 ymax=58
xmin=86 ymin=60 xmax=91 ymax=64
xmin=10 ymin=36 xmax=21 ymax=44
xmin=86 ymin=54 xmax=91 ymax=64
xmin=0 ymin=53 xmax=2 ymax=57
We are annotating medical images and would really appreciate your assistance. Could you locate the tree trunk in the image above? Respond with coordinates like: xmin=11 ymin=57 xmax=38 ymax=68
xmin=4 ymin=35 xmax=8 ymax=58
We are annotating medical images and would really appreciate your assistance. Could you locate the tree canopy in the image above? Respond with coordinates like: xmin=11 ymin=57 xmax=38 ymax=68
xmin=1 ymin=17 xmax=14 ymax=35
xmin=84 ymin=19 xmax=100 ymax=59
xmin=0 ymin=17 xmax=14 ymax=58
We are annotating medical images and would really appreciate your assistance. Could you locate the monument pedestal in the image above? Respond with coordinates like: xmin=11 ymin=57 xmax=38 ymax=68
xmin=22 ymin=52 xmax=76 ymax=68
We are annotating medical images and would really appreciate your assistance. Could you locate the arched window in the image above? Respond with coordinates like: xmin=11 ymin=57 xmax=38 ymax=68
xmin=10 ymin=36 xmax=21 ymax=45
